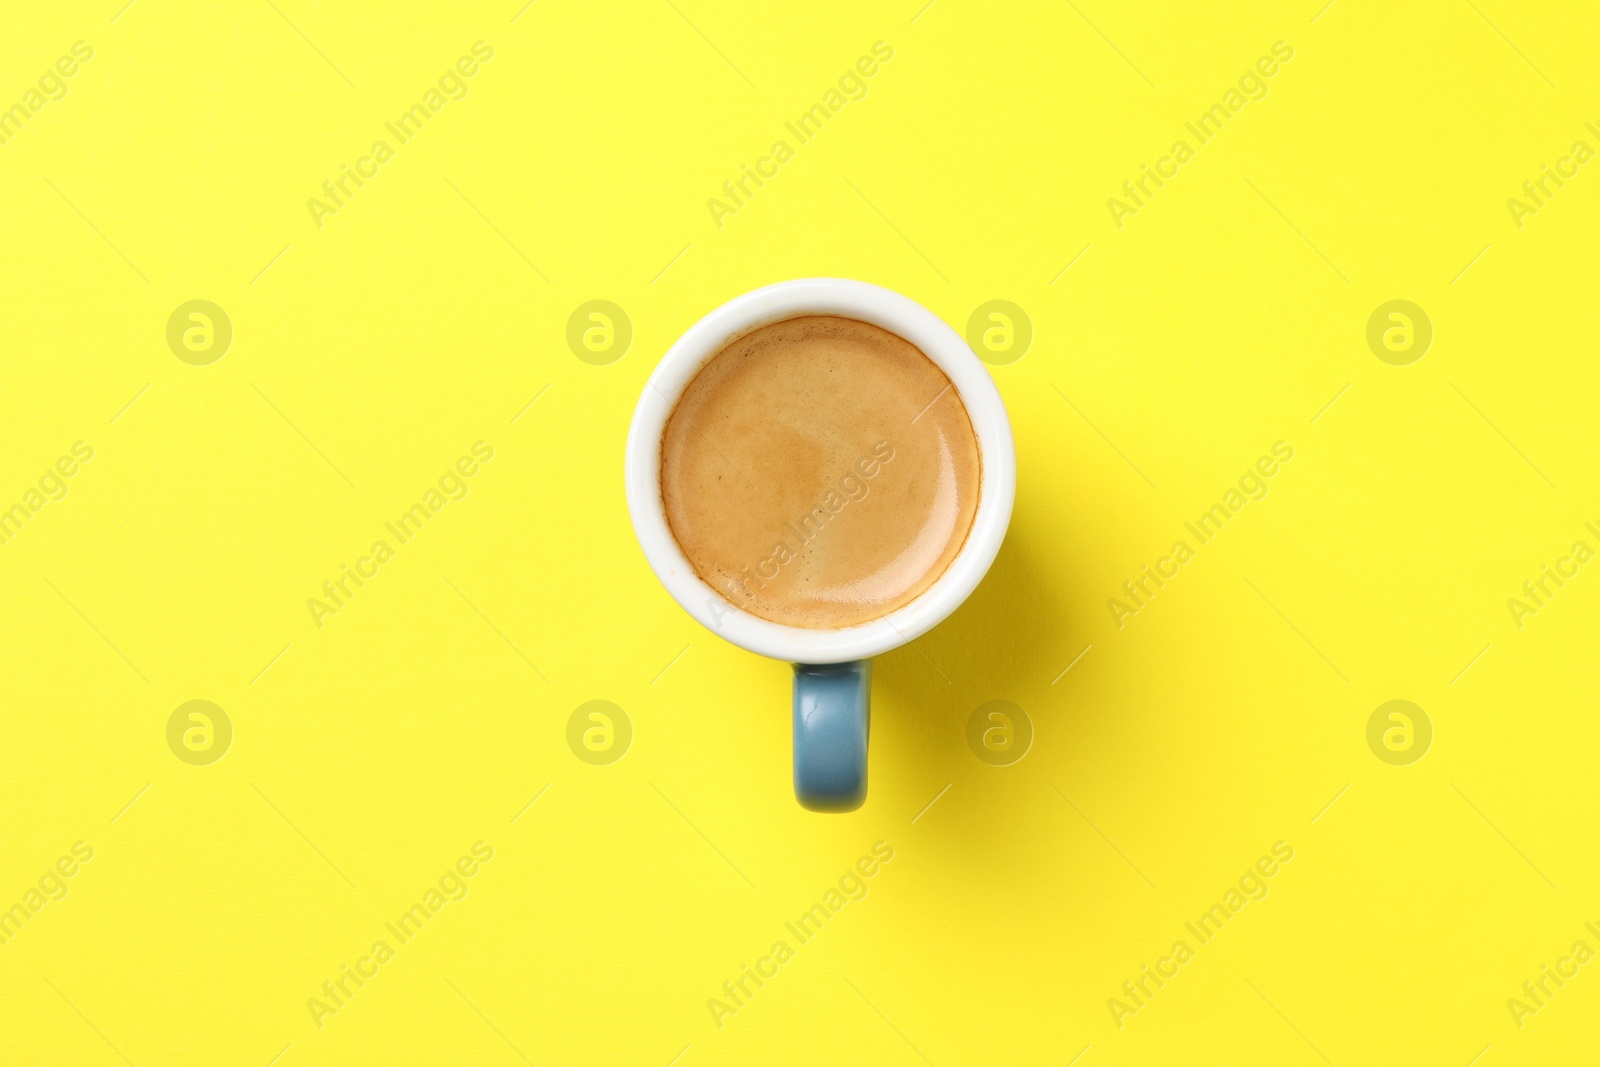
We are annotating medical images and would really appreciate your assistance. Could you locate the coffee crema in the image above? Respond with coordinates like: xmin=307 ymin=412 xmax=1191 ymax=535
xmin=660 ymin=315 xmax=981 ymax=630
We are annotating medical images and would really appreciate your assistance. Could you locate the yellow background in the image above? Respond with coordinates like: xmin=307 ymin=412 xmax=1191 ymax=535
xmin=3 ymin=0 xmax=1598 ymax=1063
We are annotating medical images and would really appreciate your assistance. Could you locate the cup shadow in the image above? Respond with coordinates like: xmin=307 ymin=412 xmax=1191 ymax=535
xmin=869 ymin=515 xmax=1100 ymax=765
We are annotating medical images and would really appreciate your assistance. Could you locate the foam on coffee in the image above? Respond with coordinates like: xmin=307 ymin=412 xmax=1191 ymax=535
xmin=660 ymin=315 xmax=981 ymax=630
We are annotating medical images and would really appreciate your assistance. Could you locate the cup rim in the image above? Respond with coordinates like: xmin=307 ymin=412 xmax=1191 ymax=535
xmin=624 ymin=278 xmax=1016 ymax=663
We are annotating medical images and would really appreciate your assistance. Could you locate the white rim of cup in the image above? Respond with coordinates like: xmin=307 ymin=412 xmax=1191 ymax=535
xmin=624 ymin=278 xmax=1016 ymax=664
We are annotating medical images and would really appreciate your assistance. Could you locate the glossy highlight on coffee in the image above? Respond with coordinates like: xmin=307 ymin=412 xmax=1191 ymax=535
xmin=660 ymin=315 xmax=981 ymax=629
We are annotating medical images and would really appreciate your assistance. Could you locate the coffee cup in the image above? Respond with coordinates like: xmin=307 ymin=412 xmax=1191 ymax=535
xmin=625 ymin=278 xmax=1016 ymax=811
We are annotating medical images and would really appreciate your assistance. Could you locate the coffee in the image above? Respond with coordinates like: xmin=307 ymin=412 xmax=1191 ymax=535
xmin=660 ymin=315 xmax=981 ymax=629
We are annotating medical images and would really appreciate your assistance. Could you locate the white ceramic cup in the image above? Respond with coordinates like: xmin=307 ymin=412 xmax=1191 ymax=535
xmin=624 ymin=278 xmax=1016 ymax=809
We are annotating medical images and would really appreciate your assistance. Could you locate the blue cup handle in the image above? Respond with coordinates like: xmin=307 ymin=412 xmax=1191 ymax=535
xmin=792 ymin=661 xmax=870 ymax=812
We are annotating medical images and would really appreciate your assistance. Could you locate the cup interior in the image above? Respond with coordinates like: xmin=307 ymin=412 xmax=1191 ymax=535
xmin=625 ymin=278 xmax=1015 ymax=664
